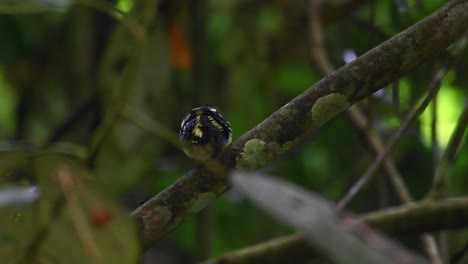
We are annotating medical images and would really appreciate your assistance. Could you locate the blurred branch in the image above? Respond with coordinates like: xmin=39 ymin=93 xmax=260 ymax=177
xmin=202 ymin=234 xmax=312 ymax=264
xmin=307 ymin=0 xmax=333 ymax=76
xmin=189 ymin=0 xmax=215 ymax=259
xmin=195 ymin=207 xmax=215 ymax=261
xmin=204 ymin=197 xmax=468 ymax=264
xmin=85 ymin=0 xmax=158 ymax=164
xmin=57 ymin=167 xmax=102 ymax=262
xmin=190 ymin=0 xmax=211 ymax=103
xmin=47 ymin=96 xmax=98 ymax=143
xmin=131 ymin=0 xmax=468 ymax=249
xmin=120 ymin=107 xmax=180 ymax=148
xmin=362 ymin=198 xmax=468 ymax=234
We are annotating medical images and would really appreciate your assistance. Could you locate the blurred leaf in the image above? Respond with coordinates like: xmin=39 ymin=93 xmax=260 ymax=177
xmin=209 ymin=11 xmax=232 ymax=44
xmin=231 ymin=171 xmax=427 ymax=264
xmin=257 ymin=6 xmax=284 ymax=34
xmin=0 ymin=152 xmax=140 ymax=263
xmin=0 ymin=0 xmax=70 ymax=13
xmin=116 ymin=0 xmax=134 ymax=13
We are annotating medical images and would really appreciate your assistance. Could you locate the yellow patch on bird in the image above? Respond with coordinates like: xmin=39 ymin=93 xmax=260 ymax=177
xmin=192 ymin=115 xmax=203 ymax=138
xmin=193 ymin=125 xmax=203 ymax=137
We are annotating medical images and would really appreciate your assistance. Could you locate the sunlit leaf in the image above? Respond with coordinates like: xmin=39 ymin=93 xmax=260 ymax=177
xmin=116 ymin=0 xmax=133 ymax=13
xmin=420 ymin=84 xmax=464 ymax=147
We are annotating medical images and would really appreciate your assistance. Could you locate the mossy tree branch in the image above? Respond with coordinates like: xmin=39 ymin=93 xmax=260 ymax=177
xmin=131 ymin=0 xmax=468 ymax=249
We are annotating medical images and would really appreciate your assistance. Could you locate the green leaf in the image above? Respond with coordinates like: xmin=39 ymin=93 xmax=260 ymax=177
xmin=0 ymin=151 xmax=141 ymax=263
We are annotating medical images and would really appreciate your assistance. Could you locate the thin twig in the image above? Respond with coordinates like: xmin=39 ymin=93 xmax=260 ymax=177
xmin=338 ymin=80 xmax=445 ymax=210
xmin=120 ymin=107 xmax=181 ymax=148
xmin=346 ymin=106 xmax=443 ymax=263
xmin=307 ymin=0 xmax=333 ymax=75
xmin=46 ymin=96 xmax=98 ymax=143
xmin=431 ymin=87 xmax=440 ymax=171
xmin=345 ymin=109 xmax=412 ymax=202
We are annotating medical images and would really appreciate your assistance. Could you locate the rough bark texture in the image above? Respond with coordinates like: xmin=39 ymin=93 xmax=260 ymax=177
xmin=130 ymin=0 xmax=468 ymax=249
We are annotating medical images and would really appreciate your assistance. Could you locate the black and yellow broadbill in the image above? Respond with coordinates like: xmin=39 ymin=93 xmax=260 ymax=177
xmin=179 ymin=105 xmax=232 ymax=160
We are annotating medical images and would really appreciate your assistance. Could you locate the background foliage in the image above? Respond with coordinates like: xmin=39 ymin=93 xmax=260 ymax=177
xmin=0 ymin=0 xmax=467 ymax=263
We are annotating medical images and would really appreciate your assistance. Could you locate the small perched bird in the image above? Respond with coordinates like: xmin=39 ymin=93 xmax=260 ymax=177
xmin=179 ymin=105 xmax=232 ymax=161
